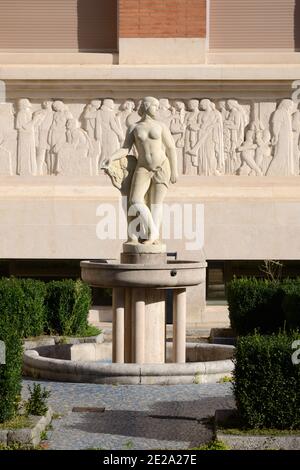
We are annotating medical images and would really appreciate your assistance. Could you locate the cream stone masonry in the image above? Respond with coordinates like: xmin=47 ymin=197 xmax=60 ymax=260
xmin=119 ymin=38 xmax=206 ymax=65
xmin=3 ymin=64 xmax=300 ymax=80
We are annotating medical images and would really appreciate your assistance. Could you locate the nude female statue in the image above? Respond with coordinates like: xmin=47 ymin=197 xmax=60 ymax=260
xmin=102 ymin=96 xmax=178 ymax=245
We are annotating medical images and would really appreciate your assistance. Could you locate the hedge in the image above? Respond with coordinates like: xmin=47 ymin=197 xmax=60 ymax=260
xmin=45 ymin=280 xmax=92 ymax=336
xmin=18 ymin=279 xmax=47 ymax=338
xmin=234 ymin=333 xmax=300 ymax=429
xmin=0 ymin=278 xmax=91 ymax=422
xmin=281 ymin=281 xmax=300 ymax=332
xmin=227 ymin=277 xmax=300 ymax=335
xmin=227 ymin=278 xmax=285 ymax=335
xmin=0 ymin=279 xmax=24 ymax=422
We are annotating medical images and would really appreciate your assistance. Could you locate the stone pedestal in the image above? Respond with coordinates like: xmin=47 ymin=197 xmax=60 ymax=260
xmin=81 ymin=249 xmax=206 ymax=366
xmin=114 ymin=244 xmax=167 ymax=364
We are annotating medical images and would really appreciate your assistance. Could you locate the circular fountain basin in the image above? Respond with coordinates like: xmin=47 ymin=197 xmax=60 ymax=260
xmin=23 ymin=342 xmax=234 ymax=385
xmin=81 ymin=260 xmax=207 ymax=289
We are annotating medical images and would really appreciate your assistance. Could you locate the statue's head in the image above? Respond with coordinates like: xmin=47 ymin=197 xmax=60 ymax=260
xmin=218 ymin=100 xmax=227 ymax=110
xmin=42 ymin=100 xmax=53 ymax=109
xmin=174 ymin=101 xmax=185 ymax=111
xmin=227 ymin=99 xmax=238 ymax=111
xmin=279 ymin=99 xmax=294 ymax=112
xmin=18 ymin=98 xmax=31 ymax=110
xmin=52 ymin=100 xmax=65 ymax=112
xmin=91 ymin=99 xmax=102 ymax=109
xmin=141 ymin=96 xmax=159 ymax=118
xmin=187 ymin=99 xmax=199 ymax=111
xmin=159 ymin=98 xmax=170 ymax=110
xmin=103 ymin=99 xmax=115 ymax=111
xmin=121 ymin=100 xmax=135 ymax=112
xmin=200 ymin=99 xmax=212 ymax=111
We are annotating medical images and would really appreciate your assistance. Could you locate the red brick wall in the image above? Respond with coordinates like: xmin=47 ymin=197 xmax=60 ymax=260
xmin=119 ymin=0 xmax=206 ymax=38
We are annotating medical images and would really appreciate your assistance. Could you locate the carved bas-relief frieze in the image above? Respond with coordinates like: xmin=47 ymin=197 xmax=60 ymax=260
xmin=0 ymin=97 xmax=298 ymax=177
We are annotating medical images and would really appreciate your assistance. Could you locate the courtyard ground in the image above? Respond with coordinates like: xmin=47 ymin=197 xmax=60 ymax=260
xmin=22 ymin=379 xmax=234 ymax=450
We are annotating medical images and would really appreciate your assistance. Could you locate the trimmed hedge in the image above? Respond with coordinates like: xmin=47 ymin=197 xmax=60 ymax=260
xmin=18 ymin=279 xmax=46 ymax=338
xmin=234 ymin=333 xmax=300 ymax=429
xmin=0 ymin=279 xmax=24 ymax=422
xmin=227 ymin=277 xmax=300 ymax=335
xmin=227 ymin=278 xmax=285 ymax=335
xmin=45 ymin=280 xmax=92 ymax=336
xmin=282 ymin=281 xmax=300 ymax=332
xmin=0 ymin=277 xmax=91 ymax=422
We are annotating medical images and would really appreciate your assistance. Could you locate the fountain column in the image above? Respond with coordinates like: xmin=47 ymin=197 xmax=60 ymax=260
xmin=173 ymin=288 xmax=186 ymax=363
xmin=112 ymin=287 xmax=125 ymax=363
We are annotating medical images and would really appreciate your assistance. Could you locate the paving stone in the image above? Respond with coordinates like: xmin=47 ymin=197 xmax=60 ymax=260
xmin=22 ymin=379 xmax=234 ymax=450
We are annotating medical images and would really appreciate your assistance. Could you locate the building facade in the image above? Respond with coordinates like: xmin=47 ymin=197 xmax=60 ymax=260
xmin=0 ymin=0 xmax=300 ymax=323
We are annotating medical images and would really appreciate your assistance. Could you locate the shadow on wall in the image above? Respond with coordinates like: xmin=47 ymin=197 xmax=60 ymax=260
xmin=77 ymin=0 xmax=118 ymax=51
xmin=295 ymin=0 xmax=300 ymax=50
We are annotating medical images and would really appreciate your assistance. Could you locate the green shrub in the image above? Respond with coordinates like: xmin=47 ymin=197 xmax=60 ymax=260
xmin=281 ymin=281 xmax=300 ymax=332
xmin=17 ymin=279 xmax=46 ymax=338
xmin=45 ymin=280 xmax=91 ymax=336
xmin=25 ymin=383 xmax=50 ymax=416
xmin=0 ymin=279 xmax=24 ymax=423
xmin=227 ymin=277 xmax=285 ymax=335
xmin=234 ymin=333 xmax=300 ymax=429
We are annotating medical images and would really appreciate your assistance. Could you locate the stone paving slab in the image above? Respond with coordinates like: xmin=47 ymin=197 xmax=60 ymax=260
xmin=22 ymin=379 xmax=234 ymax=450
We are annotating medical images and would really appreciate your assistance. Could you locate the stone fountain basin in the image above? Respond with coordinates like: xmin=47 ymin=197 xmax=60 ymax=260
xmin=23 ymin=342 xmax=234 ymax=385
xmin=80 ymin=260 xmax=206 ymax=289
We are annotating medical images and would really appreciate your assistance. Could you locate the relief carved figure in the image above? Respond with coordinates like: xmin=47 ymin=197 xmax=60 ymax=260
xmin=57 ymin=118 xmax=91 ymax=176
xmin=190 ymin=99 xmax=224 ymax=176
xmin=157 ymin=98 xmax=173 ymax=127
xmin=224 ymin=100 xmax=247 ymax=174
xmin=82 ymin=99 xmax=102 ymax=176
xmin=15 ymin=98 xmax=37 ymax=176
xmin=33 ymin=100 xmax=54 ymax=175
xmin=0 ymin=132 xmax=12 ymax=176
xmin=117 ymin=100 xmax=139 ymax=139
xmin=292 ymin=107 xmax=300 ymax=176
xmin=237 ymin=130 xmax=262 ymax=176
xmin=97 ymin=99 xmax=124 ymax=168
xmin=103 ymin=96 xmax=178 ymax=245
xmin=267 ymin=99 xmax=295 ymax=176
xmin=184 ymin=99 xmax=200 ymax=175
xmin=170 ymin=101 xmax=186 ymax=174
xmin=49 ymin=100 xmax=73 ymax=175
xmin=218 ymin=100 xmax=231 ymax=171
xmin=255 ymin=128 xmax=272 ymax=175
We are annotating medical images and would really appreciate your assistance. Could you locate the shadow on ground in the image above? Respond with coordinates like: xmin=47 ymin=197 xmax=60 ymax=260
xmin=66 ymin=397 xmax=235 ymax=448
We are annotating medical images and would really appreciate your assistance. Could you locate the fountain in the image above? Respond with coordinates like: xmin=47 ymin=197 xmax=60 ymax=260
xmin=23 ymin=97 xmax=234 ymax=384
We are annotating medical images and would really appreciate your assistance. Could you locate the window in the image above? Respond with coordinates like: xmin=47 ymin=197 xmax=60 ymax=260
xmin=0 ymin=0 xmax=117 ymax=51
xmin=209 ymin=0 xmax=300 ymax=50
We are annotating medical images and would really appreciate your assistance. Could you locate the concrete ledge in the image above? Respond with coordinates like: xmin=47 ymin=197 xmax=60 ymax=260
xmin=215 ymin=410 xmax=300 ymax=450
xmin=23 ymin=333 xmax=104 ymax=351
xmin=1 ymin=407 xmax=52 ymax=447
xmin=23 ymin=349 xmax=234 ymax=385
xmin=1 ymin=64 xmax=300 ymax=80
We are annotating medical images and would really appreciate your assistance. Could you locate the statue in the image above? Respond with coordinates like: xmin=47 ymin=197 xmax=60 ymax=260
xmin=81 ymin=99 xmax=102 ymax=176
xmin=267 ymin=99 xmax=295 ymax=176
xmin=102 ymin=96 xmax=178 ymax=246
xmin=15 ymin=98 xmax=37 ymax=176
xmin=34 ymin=100 xmax=54 ymax=175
